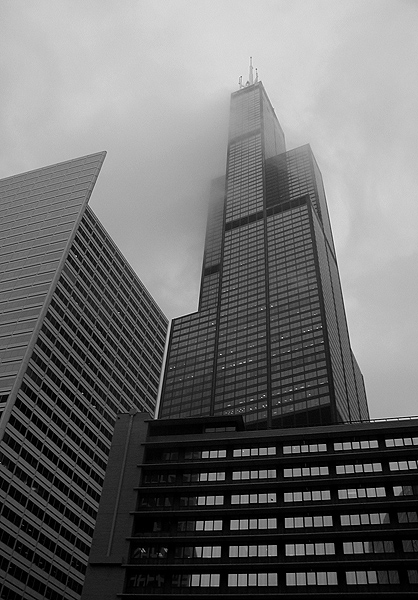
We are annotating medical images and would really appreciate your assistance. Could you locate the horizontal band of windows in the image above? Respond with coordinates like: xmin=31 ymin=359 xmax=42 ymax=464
xmin=346 ymin=570 xmax=399 ymax=585
xmin=174 ymin=546 xmax=221 ymax=559
xmin=230 ymin=518 xmax=277 ymax=530
xmin=390 ymin=460 xmax=418 ymax=471
xmin=343 ymin=541 xmax=394 ymax=554
xmin=228 ymin=573 xmax=278 ymax=587
xmin=229 ymin=545 xmax=277 ymax=558
xmin=336 ymin=463 xmax=382 ymax=474
xmin=232 ymin=469 xmax=276 ymax=480
xmin=182 ymin=472 xmax=225 ymax=483
xmin=285 ymin=515 xmax=332 ymax=528
xmin=131 ymin=545 xmax=168 ymax=560
xmin=286 ymin=542 xmax=335 ymax=556
xmin=283 ymin=443 xmax=326 ymax=454
xmin=180 ymin=495 xmax=224 ymax=506
xmin=177 ymin=520 xmax=222 ymax=532
xmin=398 ymin=511 xmax=418 ymax=523
xmin=386 ymin=437 xmax=418 ymax=447
xmin=334 ymin=440 xmax=378 ymax=451
xmin=127 ymin=573 xmax=220 ymax=589
xmin=231 ymin=493 xmax=276 ymax=505
xmin=284 ymin=490 xmax=330 ymax=502
xmin=284 ymin=466 xmax=328 ymax=478
xmin=394 ymin=485 xmax=418 ymax=496
xmin=338 ymin=487 xmax=386 ymax=500
xmin=341 ymin=513 xmax=389 ymax=526
xmin=286 ymin=571 xmax=337 ymax=586
xmin=233 ymin=446 xmax=276 ymax=457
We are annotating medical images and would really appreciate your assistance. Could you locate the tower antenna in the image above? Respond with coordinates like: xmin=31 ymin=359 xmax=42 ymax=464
xmin=248 ymin=56 xmax=254 ymax=85
xmin=238 ymin=58 xmax=258 ymax=89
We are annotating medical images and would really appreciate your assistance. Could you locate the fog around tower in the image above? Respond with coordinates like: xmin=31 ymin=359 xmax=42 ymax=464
xmin=0 ymin=0 xmax=417 ymax=420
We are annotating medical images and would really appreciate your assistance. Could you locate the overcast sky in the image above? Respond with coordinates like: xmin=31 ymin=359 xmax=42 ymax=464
xmin=1 ymin=0 xmax=417 ymax=420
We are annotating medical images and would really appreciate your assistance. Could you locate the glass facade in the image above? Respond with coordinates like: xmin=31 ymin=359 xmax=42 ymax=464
xmin=0 ymin=155 xmax=167 ymax=600
xmin=159 ymin=82 xmax=368 ymax=427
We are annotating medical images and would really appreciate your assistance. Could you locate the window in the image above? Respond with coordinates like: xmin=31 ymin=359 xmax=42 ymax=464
xmin=228 ymin=573 xmax=278 ymax=587
xmin=161 ymin=451 xmax=179 ymax=461
xmin=343 ymin=541 xmax=394 ymax=554
xmin=340 ymin=513 xmax=389 ymax=526
xmin=230 ymin=518 xmax=277 ymax=530
xmin=286 ymin=542 xmax=335 ymax=556
xmin=172 ymin=573 xmax=220 ymax=587
xmin=334 ymin=440 xmax=378 ymax=451
xmin=402 ymin=540 xmax=418 ymax=553
xmin=201 ymin=449 xmax=227 ymax=459
xmin=184 ymin=450 xmax=201 ymax=460
xmin=285 ymin=515 xmax=332 ymax=528
xmin=284 ymin=466 xmax=328 ymax=478
xmin=233 ymin=446 xmax=276 ymax=457
xmin=286 ymin=572 xmax=337 ymax=586
xmin=284 ymin=489 xmax=330 ymax=502
xmin=131 ymin=546 xmax=168 ymax=560
xmin=143 ymin=472 xmax=176 ymax=484
xmin=229 ymin=545 xmax=277 ymax=558
xmin=389 ymin=460 xmax=418 ymax=471
xmin=346 ymin=570 xmax=399 ymax=585
xmin=232 ymin=469 xmax=276 ymax=480
xmin=139 ymin=495 xmax=173 ymax=508
xmin=283 ymin=443 xmax=327 ymax=454
xmin=408 ymin=570 xmax=418 ymax=583
xmin=181 ymin=495 xmax=225 ymax=507
xmin=338 ymin=487 xmax=386 ymax=499
xmin=393 ymin=485 xmax=418 ymax=496
xmin=182 ymin=471 xmax=225 ymax=483
xmin=174 ymin=546 xmax=221 ymax=559
xmin=231 ymin=493 xmax=276 ymax=505
xmin=398 ymin=512 xmax=418 ymax=523
xmin=128 ymin=573 xmax=165 ymax=588
xmin=336 ymin=463 xmax=382 ymax=475
xmin=385 ymin=437 xmax=418 ymax=448
xmin=177 ymin=520 xmax=222 ymax=532
xmin=179 ymin=495 xmax=223 ymax=506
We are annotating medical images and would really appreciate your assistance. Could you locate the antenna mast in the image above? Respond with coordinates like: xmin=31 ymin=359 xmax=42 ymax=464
xmin=248 ymin=56 xmax=254 ymax=85
xmin=238 ymin=57 xmax=259 ymax=89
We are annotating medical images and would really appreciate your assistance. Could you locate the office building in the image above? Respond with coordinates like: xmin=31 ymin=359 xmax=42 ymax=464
xmin=83 ymin=412 xmax=418 ymax=598
xmin=0 ymin=152 xmax=168 ymax=600
xmin=158 ymin=79 xmax=367 ymax=428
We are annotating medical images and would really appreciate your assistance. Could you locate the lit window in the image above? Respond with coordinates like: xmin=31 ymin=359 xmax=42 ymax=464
xmin=286 ymin=571 xmax=337 ymax=586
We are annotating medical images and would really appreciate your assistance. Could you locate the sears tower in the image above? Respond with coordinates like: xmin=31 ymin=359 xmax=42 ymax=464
xmin=159 ymin=72 xmax=368 ymax=427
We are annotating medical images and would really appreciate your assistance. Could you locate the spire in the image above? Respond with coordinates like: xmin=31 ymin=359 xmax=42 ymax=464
xmin=238 ymin=57 xmax=259 ymax=89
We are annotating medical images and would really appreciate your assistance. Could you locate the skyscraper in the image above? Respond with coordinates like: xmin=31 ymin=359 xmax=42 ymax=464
xmin=82 ymin=77 xmax=418 ymax=599
xmin=159 ymin=79 xmax=367 ymax=428
xmin=0 ymin=153 xmax=167 ymax=600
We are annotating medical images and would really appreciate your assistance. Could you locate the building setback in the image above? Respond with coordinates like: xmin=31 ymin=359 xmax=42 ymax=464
xmin=159 ymin=80 xmax=367 ymax=429
xmin=0 ymin=153 xmax=168 ymax=600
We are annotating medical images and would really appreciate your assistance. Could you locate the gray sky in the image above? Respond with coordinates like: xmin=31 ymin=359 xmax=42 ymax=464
xmin=1 ymin=0 xmax=417 ymax=420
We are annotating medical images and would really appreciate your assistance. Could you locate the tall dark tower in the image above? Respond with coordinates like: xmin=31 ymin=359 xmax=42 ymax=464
xmin=159 ymin=77 xmax=368 ymax=428
xmin=82 ymin=75 xmax=418 ymax=600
